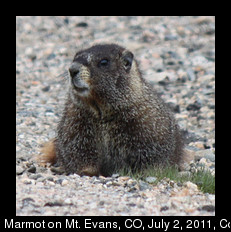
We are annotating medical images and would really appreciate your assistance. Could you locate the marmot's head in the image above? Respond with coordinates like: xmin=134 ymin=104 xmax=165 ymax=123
xmin=68 ymin=44 xmax=142 ymax=108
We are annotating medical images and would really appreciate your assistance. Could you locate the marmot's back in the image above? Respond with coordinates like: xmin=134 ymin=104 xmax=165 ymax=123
xmin=41 ymin=43 xmax=184 ymax=176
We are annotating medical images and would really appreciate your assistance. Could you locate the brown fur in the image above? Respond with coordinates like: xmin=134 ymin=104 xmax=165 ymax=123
xmin=40 ymin=139 xmax=56 ymax=165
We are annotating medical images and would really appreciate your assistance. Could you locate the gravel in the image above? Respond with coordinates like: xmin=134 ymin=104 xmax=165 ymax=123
xmin=16 ymin=16 xmax=215 ymax=216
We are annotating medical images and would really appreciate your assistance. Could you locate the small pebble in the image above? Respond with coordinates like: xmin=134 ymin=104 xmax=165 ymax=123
xmin=29 ymin=174 xmax=43 ymax=180
xmin=200 ymin=205 xmax=215 ymax=212
xmin=27 ymin=166 xmax=36 ymax=173
xmin=145 ymin=176 xmax=157 ymax=184
xmin=61 ymin=179 xmax=69 ymax=186
xmin=16 ymin=165 xmax=24 ymax=175
xmin=185 ymin=181 xmax=198 ymax=191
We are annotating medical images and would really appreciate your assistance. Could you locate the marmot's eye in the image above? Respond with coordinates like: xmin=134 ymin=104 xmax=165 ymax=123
xmin=98 ymin=59 xmax=109 ymax=67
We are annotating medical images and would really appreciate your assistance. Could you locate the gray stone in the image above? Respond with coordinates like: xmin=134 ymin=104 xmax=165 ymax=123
xmin=145 ymin=176 xmax=157 ymax=184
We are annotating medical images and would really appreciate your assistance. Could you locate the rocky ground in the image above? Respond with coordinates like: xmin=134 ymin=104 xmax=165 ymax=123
xmin=16 ymin=16 xmax=215 ymax=216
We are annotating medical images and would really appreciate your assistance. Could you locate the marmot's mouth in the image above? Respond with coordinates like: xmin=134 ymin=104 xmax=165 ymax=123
xmin=73 ymin=85 xmax=90 ymax=97
xmin=71 ymin=76 xmax=89 ymax=96
xmin=74 ymin=86 xmax=89 ymax=92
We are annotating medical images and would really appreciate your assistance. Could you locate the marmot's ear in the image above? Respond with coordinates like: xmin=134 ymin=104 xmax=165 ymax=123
xmin=121 ymin=50 xmax=133 ymax=72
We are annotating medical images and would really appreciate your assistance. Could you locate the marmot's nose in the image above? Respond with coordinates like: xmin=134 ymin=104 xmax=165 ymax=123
xmin=69 ymin=62 xmax=81 ymax=78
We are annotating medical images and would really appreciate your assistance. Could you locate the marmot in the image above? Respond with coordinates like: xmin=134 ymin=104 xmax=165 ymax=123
xmin=41 ymin=43 xmax=184 ymax=176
